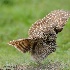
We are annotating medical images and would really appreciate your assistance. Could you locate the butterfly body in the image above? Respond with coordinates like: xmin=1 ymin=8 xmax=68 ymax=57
xmin=8 ymin=10 xmax=70 ymax=62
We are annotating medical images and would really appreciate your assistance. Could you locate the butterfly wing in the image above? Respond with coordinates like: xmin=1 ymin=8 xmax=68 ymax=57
xmin=8 ymin=39 xmax=34 ymax=53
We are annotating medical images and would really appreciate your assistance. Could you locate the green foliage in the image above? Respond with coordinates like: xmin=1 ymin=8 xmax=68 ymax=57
xmin=0 ymin=0 xmax=14 ymax=6
xmin=0 ymin=0 xmax=70 ymax=69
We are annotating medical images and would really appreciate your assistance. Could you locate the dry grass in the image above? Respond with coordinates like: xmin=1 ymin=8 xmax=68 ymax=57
xmin=1 ymin=61 xmax=69 ymax=70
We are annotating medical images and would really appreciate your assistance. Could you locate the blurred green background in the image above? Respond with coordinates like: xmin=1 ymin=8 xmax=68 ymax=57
xmin=0 ymin=0 xmax=70 ymax=69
